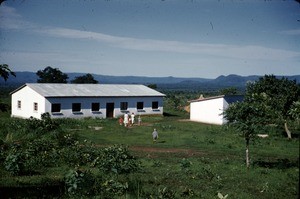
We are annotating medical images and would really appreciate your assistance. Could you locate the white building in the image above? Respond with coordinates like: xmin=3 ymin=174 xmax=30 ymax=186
xmin=11 ymin=83 xmax=165 ymax=119
xmin=189 ymin=95 xmax=243 ymax=125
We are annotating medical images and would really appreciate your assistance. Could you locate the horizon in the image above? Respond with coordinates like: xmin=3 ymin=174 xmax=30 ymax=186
xmin=11 ymin=70 xmax=300 ymax=80
xmin=1 ymin=1 xmax=300 ymax=78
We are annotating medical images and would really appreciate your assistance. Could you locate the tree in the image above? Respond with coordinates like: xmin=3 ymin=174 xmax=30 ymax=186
xmin=147 ymin=84 xmax=157 ymax=89
xmin=70 ymin=73 xmax=98 ymax=84
xmin=0 ymin=64 xmax=16 ymax=82
xmin=0 ymin=64 xmax=16 ymax=112
xmin=224 ymin=75 xmax=300 ymax=168
xmin=36 ymin=66 xmax=68 ymax=83
xmin=219 ymin=87 xmax=238 ymax=95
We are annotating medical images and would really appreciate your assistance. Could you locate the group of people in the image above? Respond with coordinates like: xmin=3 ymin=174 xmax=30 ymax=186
xmin=119 ymin=112 xmax=141 ymax=127
xmin=118 ymin=113 xmax=159 ymax=142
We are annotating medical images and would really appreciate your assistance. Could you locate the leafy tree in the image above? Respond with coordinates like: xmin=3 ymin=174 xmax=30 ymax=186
xmin=0 ymin=64 xmax=16 ymax=112
xmin=219 ymin=87 xmax=238 ymax=95
xmin=36 ymin=66 xmax=68 ymax=83
xmin=288 ymin=100 xmax=300 ymax=121
xmin=70 ymin=73 xmax=98 ymax=84
xmin=147 ymin=84 xmax=157 ymax=89
xmin=224 ymin=75 xmax=300 ymax=168
xmin=0 ymin=64 xmax=16 ymax=82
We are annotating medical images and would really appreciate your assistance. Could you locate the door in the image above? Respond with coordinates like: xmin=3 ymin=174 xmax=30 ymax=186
xmin=106 ymin=103 xmax=114 ymax=118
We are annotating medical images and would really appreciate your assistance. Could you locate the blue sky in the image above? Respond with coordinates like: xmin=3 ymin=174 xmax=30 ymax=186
xmin=0 ymin=0 xmax=299 ymax=78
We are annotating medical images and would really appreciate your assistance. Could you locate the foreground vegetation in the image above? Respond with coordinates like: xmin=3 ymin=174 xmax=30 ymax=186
xmin=0 ymin=109 xmax=298 ymax=198
xmin=0 ymin=74 xmax=299 ymax=198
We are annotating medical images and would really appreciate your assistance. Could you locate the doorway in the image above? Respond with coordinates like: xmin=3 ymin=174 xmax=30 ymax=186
xmin=106 ymin=103 xmax=114 ymax=118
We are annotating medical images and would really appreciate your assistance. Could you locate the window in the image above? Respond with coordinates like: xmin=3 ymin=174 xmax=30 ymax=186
xmin=51 ymin=103 xmax=61 ymax=113
xmin=137 ymin=102 xmax=144 ymax=110
xmin=91 ymin=103 xmax=100 ymax=112
xmin=17 ymin=100 xmax=21 ymax=109
xmin=33 ymin=102 xmax=38 ymax=111
xmin=120 ymin=102 xmax=128 ymax=111
xmin=152 ymin=101 xmax=159 ymax=109
xmin=72 ymin=103 xmax=81 ymax=112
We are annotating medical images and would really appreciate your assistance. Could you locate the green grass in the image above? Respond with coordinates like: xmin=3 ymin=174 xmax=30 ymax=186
xmin=0 ymin=110 xmax=299 ymax=198
xmin=58 ymin=114 xmax=298 ymax=198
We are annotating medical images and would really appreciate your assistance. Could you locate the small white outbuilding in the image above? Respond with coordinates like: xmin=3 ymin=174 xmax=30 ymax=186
xmin=11 ymin=83 xmax=165 ymax=119
xmin=189 ymin=95 xmax=243 ymax=125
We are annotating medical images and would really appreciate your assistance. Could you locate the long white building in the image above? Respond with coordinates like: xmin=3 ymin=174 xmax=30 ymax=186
xmin=11 ymin=83 xmax=165 ymax=119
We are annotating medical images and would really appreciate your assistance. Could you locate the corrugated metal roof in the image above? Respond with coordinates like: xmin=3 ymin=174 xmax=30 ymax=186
xmin=13 ymin=83 xmax=165 ymax=97
xmin=189 ymin=95 xmax=225 ymax=103
xmin=189 ymin=95 xmax=243 ymax=103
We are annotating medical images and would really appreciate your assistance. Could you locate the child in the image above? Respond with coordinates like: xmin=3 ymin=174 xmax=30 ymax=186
xmin=152 ymin=128 xmax=158 ymax=143
xmin=118 ymin=117 xmax=123 ymax=125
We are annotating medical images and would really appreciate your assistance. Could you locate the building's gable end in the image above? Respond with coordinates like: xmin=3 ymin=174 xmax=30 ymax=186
xmin=190 ymin=95 xmax=244 ymax=125
xmin=11 ymin=85 xmax=46 ymax=119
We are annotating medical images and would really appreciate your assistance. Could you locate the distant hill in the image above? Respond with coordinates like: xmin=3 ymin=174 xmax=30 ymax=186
xmin=1 ymin=72 xmax=299 ymax=91
xmin=0 ymin=71 xmax=211 ymax=86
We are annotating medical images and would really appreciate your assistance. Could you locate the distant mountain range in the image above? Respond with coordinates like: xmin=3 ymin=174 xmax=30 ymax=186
xmin=1 ymin=72 xmax=299 ymax=91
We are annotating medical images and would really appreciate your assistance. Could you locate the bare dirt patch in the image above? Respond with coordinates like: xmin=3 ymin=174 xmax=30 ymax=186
xmin=129 ymin=146 xmax=206 ymax=158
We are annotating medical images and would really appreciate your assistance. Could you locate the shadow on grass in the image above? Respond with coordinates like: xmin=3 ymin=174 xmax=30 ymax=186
xmin=291 ymin=132 xmax=300 ymax=138
xmin=253 ymin=158 xmax=299 ymax=169
xmin=0 ymin=183 xmax=64 ymax=199
xmin=163 ymin=112 xmax=178 ymax=117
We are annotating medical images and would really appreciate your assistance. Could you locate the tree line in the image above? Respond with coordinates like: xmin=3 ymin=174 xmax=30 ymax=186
xmin=1 ymin=64 xmax=98 ymax=84
xmin=36 ymin=66 xmax=99 ymax=84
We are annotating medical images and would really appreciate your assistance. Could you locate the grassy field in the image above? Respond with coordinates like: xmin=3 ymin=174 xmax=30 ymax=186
xmin=0 ymin=107 xmax=299 ymax=198
xmin=69 ymin=114 xmax=299 ymax=198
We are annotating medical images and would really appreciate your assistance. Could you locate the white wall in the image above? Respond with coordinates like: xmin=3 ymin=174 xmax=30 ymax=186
xmin=190 ymin=97 xmax=225 ymax=125
xmin=11 ymin=85 xmax=164 ymax=119
xmin=11 ymin=86 xmax=45 ymax=119
xmin=222 ymin=99 xmax=230 ymax=124
xmin=46 ymin=96 xmax=164 ymax=119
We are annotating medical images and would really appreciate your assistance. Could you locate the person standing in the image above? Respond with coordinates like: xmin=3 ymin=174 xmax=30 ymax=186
xmin=138 ymin=115 xmax=142 ymax=126
xmin=131 ymin=112 xmax=135 ymax=126
xmin=124 ymin=113 xmax=129 ymax=127
xmin=152 ymin=128 xmax=158 ymax=143
xmin=118 ymin=117 xmax=124 ymax=126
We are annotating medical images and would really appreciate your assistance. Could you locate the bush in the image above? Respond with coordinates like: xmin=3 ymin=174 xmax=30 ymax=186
xmin=180 ymin=158 xmax=192 ymax=172
xmin=99 ymin=145 xmax=140 ymax=174
xmin=101 ymin=179 xmax=129 ymax=198
xmin=26 ymin=113 xmax=60 ymax=135
xmin=4 ymin=152 xmax=22 ymax=175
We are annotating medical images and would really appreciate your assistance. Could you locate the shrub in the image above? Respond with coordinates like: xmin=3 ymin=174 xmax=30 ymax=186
xmin=180 ymin=158 xmax=192 ymax=171
xmin=65 ymin=169 xmax=93 ymax=195
xmin=4 ymin=152 xmax=22 ymax=175
xmin=158 ymin=186 xmax=176 ymax=199
xmin=26 ymin=113 xmax=60 ymax=135
xmin=101 ymin=179 xmax=129 ymax=198
xmin=99 ymin=145 xmax=140 ymax=174
xmin=24 ymin=138 xmax=59 ymax=168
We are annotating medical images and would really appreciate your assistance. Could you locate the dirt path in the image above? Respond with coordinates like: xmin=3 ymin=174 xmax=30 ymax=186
xmin=129 ymin=145 xmax=206 ymax=158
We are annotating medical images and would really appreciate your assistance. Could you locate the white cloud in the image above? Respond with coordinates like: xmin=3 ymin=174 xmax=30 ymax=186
xmin=39 ymin=27 xmax=300 ymax=61
xmin=1 ymin=5 xmax=300 ymax=63
xmin=0 ymin=5 xmax=35 ymax=30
